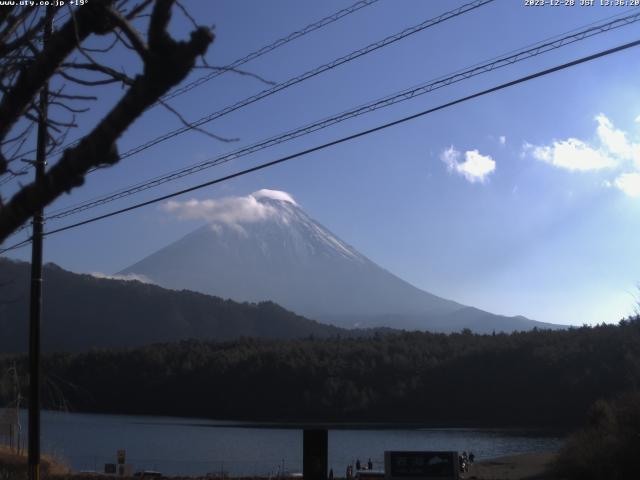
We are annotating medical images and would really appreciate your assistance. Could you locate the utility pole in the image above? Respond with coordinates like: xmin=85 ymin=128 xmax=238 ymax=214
xmin=303 ymin=429 xmax=328 ymax=480
xmin=28 ymin=9 xmax=52 ymax=480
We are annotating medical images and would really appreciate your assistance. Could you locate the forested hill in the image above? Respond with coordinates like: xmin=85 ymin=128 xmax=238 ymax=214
xmin=3 ymin=319 xmax=639 ymax=428
xmin=0 ymin=258 xmax=344 ymax=352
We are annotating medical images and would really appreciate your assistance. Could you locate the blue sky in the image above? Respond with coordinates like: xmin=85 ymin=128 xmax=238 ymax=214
xmin=3 ymin=0 xmax=640 ymax=326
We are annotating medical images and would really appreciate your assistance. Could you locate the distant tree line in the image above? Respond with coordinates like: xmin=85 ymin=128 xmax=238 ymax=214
xmin=2 ymin=318 xmax=640 ymax=427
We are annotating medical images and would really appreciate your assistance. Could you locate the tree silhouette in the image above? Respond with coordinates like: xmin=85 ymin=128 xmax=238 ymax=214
xmin=0 ymin=0 xmax=216 ymax=243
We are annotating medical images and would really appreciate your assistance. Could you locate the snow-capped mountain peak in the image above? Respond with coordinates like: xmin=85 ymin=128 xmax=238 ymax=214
xmin=122 ymin=189 xmax=557 ymax=333
xmin=251 ymin=189 xmax=298 ymax=205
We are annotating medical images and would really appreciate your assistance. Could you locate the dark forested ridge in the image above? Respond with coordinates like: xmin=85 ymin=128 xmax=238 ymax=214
xmin=0 ymin=258 xmax=344 ymax=352
xmin=2 ymin=319 xmax=639 ymax=428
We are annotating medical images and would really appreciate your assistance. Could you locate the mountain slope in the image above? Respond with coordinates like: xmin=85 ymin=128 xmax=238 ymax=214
xmin=122 ymin=189 xmax=561 ymax=333
xmin=0 ymin=258 xmax=344 ymax=353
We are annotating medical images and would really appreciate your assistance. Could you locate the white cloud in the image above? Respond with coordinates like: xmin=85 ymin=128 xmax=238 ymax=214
xmin=460 ymin=150 xmax=496 ymax=183
xmin=163 ymin=196 xmax=275 ymax=223
xmin=520 ymin=142 xmax=533 ymax=159
xmin=528 ymin=138 xmax=616 ymax=171
xmin=161 ymin=189 xmax=296 ymax=225
xmin=595 ymin=114 xmax=638 ymax=162
xmin=614 ymin=172 xmax=640 ymax=198
xmin=441 ymin=146 xmax=496 ymax=183
xmin=441 ymin=146 xmax=460 ymax=170
xmin=91 ymin=272 xmax=154 ymax=283
xmin=252 ymin=189 xmax=297 ymax=205
xmin=525 ymin=114 xmax=640 ymax=174
xmin=523 ymin=114 xmax=640 ymax=198
xmin=499 ymin=135 xmax=506 ymax=145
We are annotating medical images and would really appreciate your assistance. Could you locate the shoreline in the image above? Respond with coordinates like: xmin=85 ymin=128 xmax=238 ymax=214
xmin=2 ymin=448 xmax=560 ymax=480
xmin=28 ymin=408 xmax=573 ymax=432
xmin=464 ymin=452 xmax=558 ymax=480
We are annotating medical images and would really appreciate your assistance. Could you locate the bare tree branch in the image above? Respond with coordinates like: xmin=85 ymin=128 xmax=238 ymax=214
xmin=125 ymin=0 xmax=154 ymax=20
xmin=156 ymin=97 xmax=238 ymax=143
xmin=49 ymin=91 xmax=98 ymax=101
xmin=0 ymin=0 xmax=214 ymax=242
xmin=194 ymin=63 xmax=275 ymax=86
xmin=50 ymin=100 xmax=91 ymax=114
xmin=58 ymin=69 xmax=123 ymax=86
xmin=0 ymin=9 xmax=52 ymax=58
xmin=105 ymin=6 xmax=148 ymax=58
xmin=81 ymin=33 xmax=119 ymax=53
xmin=176 ymin=0 xmax=198 ymax=30
xmin=0 ymin=0 xmax=119 ymax=171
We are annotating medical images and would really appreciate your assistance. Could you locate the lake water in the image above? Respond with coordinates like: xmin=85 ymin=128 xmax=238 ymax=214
xmin=13 ymin=410 xmax=563 ymax=476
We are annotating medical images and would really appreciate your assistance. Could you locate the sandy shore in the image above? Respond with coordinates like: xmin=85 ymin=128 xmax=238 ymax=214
xmin=462 ymin=452 xmax=558 ymax=480
xmin=2 ymin=445 xmax=559 ymax=479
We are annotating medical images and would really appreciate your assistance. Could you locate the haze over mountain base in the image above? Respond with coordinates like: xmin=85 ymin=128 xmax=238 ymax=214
xmin=122 ymin=189 xmax=563 ymax=333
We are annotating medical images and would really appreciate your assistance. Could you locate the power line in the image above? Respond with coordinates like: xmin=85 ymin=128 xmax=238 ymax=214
xmin=0 ymin=236 xmax=33 ymax=254
xmin=40 ymin=10 xmax=640 ymax=223
xmin=112 ymin=0 xmax=495 ymax=161
xmin=2 ymin=36 xmax=637 ymax=254
xmin=0 ymin=166 xmax=29 ymax=186
xmin=0 ymin=0 xmax=381 ymax=183
xmin=10 ymin=0 xmax=497 ymax=217
xmin=54 ymin=0 xmax=382 ymax=157
xmin=161 ymin=0 xmax=381 ymax=102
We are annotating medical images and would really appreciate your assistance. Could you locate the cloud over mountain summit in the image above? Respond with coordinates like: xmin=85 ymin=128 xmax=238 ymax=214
xmin=161 ymin=189 xmax=298 ymax=226
xmin=127 ymin=188 xmax=559 ymax=333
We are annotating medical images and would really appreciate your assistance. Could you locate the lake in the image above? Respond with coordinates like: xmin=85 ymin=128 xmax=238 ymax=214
xmin=14 ymin=410 xmax=563 ymax=476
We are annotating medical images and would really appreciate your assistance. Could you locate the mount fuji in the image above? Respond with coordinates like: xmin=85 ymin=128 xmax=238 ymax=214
xmin=121 ymin=189 xmax=561 ymax=333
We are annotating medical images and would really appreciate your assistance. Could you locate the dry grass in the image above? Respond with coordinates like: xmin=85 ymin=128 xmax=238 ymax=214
xmin=0 ymin=444 xmax=70 ymax=478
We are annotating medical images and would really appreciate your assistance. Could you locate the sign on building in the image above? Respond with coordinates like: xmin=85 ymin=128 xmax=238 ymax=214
xmin=118 ymin=464 xmax=134 ymax=476
xmin=384 ymin=451 xmax=459 ymax=480
xmin=105 ymin=462 xmax=133 ymax=477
